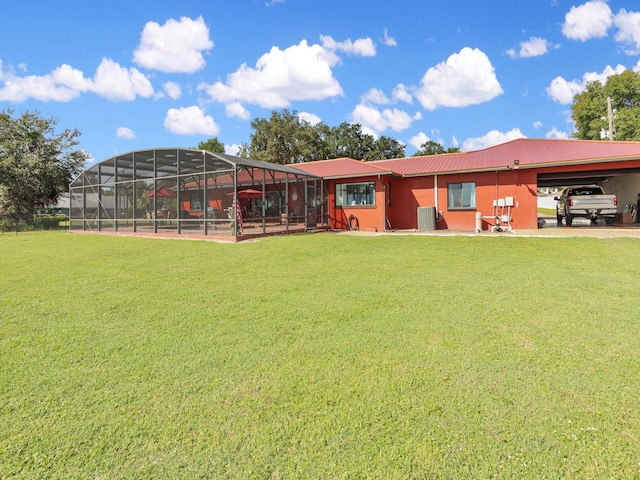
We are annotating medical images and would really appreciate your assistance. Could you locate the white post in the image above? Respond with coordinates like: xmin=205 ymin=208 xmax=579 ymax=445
xmin=606 ymin=96 xmax=615 ymax=141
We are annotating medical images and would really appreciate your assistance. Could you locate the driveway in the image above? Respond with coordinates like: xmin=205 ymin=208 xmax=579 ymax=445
xmin=337 ymin=223 xmax=640 ymax=239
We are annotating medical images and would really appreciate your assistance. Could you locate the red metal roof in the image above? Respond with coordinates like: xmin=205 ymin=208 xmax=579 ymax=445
xmin=294 ymin=139 xmax=640 ymax=179
xmin=292 ymin=157 xmax=393 ymax=178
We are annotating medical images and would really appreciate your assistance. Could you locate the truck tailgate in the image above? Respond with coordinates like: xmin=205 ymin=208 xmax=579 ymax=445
xmin=571 ymin=195 xmax=616 ymax=210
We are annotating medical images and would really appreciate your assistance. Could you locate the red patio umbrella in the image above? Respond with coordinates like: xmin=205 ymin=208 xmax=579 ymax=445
xmin=227 ymin=189 xmax=264 ymax=199
xmin=146 ymin=186 xmax=177 ymax=197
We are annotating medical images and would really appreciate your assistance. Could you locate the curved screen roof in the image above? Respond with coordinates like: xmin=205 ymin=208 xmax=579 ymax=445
xmin=71 ymin=147 xmax=319 ymax=187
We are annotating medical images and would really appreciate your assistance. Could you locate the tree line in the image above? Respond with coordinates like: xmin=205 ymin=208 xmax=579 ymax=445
xmin=3 ymin=69 xmax=640 ymax=227
xmin=240 ymin=109 xmax=406 ymax=164
xmin=199 ymin=109 xmax=461 ymax=164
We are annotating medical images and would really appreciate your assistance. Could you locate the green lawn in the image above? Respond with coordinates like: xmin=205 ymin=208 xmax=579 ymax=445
xmin=2 ymin=231 xmax=640 ymax=478
xmin=538 ymin=207 xmax=557 ymax=217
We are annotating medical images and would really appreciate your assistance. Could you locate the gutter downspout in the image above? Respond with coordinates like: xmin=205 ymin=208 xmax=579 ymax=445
xmin=434 ymin=174 xmax=439 ymax=213
xmin=380 ymin=174 xmax=386 ymax=231
xmin=434 ymin=174 xmax=442 ymax=224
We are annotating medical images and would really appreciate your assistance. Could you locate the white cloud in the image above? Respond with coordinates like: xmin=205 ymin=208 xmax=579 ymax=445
xmin=562 ymin=1 xmax=613 ymax=41
xmin=198 ymin=40 xmax=343 ymax=109
xmin=320 ymin=35 xmax=376 ymax=57
xmin=461 ymin=128 xmax=526 ymax=151
xmin=298 ymin=111 xmax=322 ymax=125
xmin=614 ymin=9 xmax=640 ymax=55
xmin=507 ymin=37 xmax=556 ymax=58
xmin=361 ymin=88 xmax=391 ymax=104
xmin=163 ymin=81 xmax=182 ymax=100
xmin=350 ymin=103 xmax=421 ymax=134
xmin=415 ymin=47 xmax=503 ymax=110
xmin=225 ymin=144 xmax=241 ymax=156
xmin=164 ymin=106 xmax=220 ymax=135
xmin=91 ymin=58 xmax=154 ymax=101
xmin=408 ymin=131 xmax=451 ymax=151
xmin=392 ymin=83 xmax=413 ymax=104
xmin=116 ymin=127 xmax=136 ymax=139
xmin=533 ymin=120 xmax=543 ymax=129
xmin=0 ymin=63 xmax=83 ymax=102
xmin=382 ymin=29 xmax=397 ymax=47
xmin=225 ymin=102 xmax=250 ymax=120
xmin=546 ymin=77 xmax=584 ymax=104
xmin=546 ymin=64 xmax=626 ymax=104
xmin=0 ymin=58 xmax=153 ymax=103
xmin=51 ymin=64 xmax=92 ymax=91
xmin=546 ymin=127 xmax=570 ymax=139
xmin=408 ymin=132 xmax=430 ymax=150
xmin=133 ymin=16 xmax=213 ymax=73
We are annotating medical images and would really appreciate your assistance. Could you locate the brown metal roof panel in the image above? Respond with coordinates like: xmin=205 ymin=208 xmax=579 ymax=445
xmin=295 ymin=139 xmax=640 ymax=179
xmin=292 ymin=158 xmax=393 ymax=178
xmin=374 ymin=152 xmax=470 ymax=175
xmin=388 ymin=139 xmax=640 ymax=175
xmin=482 ymin=138 xmax=640 ymax=165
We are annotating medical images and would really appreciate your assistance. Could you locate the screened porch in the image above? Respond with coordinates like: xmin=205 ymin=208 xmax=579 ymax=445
xmin=69 ymin=148 xmax=328 ymax=241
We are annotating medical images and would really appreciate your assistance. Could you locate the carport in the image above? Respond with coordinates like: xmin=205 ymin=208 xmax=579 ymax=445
xmin=536 ymin=156 xmax=640 ymax=228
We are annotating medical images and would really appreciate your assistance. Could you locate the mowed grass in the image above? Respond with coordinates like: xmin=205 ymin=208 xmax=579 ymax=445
xmin=538 ymin=207 xmax=557 ymax=217
xmin=1 ymin=231 xmax=640 ymax=479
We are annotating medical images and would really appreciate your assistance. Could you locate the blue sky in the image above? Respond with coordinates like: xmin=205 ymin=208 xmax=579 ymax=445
xmin=1 ymin=0 xmax=639 ymax=164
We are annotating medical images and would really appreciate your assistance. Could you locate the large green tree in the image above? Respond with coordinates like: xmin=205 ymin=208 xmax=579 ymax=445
xmin=364 ymin=134 xmax=406 ymax=161
xmin=413 ymin=140 xmax=460 ymax=156
xmin=572 ymin=69 xmax=640 ymax=141
xmin=239 ymin=110 xmax=322 ymax=164
xmin=328 ymin=122 xmax=375 ymax=160
xmin=0 ymin=110 xmax=88 ymax=230
xmin=196 ymin=137 xmax=226 ymax=153
xmin=239 ymin=110 xmax=405 ymax=163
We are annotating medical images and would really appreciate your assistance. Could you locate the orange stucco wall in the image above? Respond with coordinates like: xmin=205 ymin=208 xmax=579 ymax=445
xmin=327 ymin=176 xmax=387 ymax=231
xmin=386 ymin=176 xmax=435 ymax=230
xmin=385 ymin=170 xmax=538 ymax=231
xmin=326 ymin=170 xmax=541 ymax=232
xmin=325 ymin=159 xmax=640 ymax=232
xmin=437 ymin=170 xmax=538 ymax=231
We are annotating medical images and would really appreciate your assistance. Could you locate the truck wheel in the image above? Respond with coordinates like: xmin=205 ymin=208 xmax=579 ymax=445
xmin=556 ymin=212 xmax=563 ymax=226
xmin=565 ymin=212 xmax=573 ymax=226
xmin=590 ymin=216 xmax=598 ymax=224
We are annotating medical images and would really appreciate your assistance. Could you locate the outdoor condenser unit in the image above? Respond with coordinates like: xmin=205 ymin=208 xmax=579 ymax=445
xmin=417 ymin=206 xmax=436 ymax=231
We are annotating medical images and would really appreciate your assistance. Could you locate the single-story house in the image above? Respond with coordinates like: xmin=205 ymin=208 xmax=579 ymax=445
xmin=293 ymin=138 xmax=640 ymax=232
xmin=69 ymin=139 xmax=640 ymax=241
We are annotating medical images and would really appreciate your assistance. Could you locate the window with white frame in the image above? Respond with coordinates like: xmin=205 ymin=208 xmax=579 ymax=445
xmin=447 ymin=182 xmax=476 ymax=209
xmin=335 ymin=182 xmax=375 ymax=207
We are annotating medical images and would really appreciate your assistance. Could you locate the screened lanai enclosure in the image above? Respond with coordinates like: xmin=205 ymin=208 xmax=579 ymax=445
xmin=69 ymin=148 xmax=328 ymax=240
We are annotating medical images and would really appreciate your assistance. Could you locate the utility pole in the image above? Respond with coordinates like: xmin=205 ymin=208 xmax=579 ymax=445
xmin=604 ymin=96 xmax=616 ymax=141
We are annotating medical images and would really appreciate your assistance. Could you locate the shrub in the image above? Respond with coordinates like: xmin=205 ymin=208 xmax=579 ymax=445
xmin=0 ymin=214 xmax=68 ymax=232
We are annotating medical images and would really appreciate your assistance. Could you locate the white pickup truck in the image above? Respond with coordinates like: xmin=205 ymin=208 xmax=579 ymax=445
xmin=555 ymin=185 xmax=618 ymax=226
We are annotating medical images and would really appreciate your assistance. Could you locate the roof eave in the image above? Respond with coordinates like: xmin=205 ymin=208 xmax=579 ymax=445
xmin=321 ymin=171 xmax=394 ymax=180
xmin=398 ymin=154 xmax=640 ymax=177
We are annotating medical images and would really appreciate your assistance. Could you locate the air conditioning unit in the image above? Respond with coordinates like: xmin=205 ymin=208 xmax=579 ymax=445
xmin=417 ymin=206 xmax=436 ymax=231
